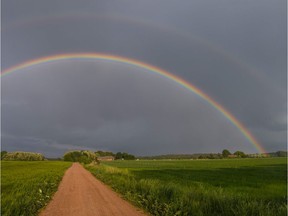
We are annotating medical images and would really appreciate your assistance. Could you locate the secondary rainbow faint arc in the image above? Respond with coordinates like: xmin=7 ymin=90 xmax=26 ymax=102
xmin=1 ymin=53 xmax=266 ymax=153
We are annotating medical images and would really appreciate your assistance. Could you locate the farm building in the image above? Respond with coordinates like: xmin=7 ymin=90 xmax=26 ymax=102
xmin=98 ymin=156 xmax=115 ymax=161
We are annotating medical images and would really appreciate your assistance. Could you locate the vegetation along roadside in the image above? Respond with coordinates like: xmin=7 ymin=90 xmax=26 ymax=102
xmin=1 ymin=161 xmax=72 ymax=216
xmin=85 ymin=158 xmax=287 ymax=216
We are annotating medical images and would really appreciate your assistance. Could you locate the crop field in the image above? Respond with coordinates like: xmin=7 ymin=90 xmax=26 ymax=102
xmin=86 ymin=158 xmax=287 ymax=216
xmin=1 ymin=161 xmax=72 ymax=216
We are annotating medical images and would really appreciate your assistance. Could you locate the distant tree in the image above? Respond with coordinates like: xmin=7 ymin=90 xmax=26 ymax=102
xmin=217 ymin=153 xmax=223 ymax=159
xmin=122 ymin=152 xmax=129 ymax=159
xmin=107 ymin=151 xmax=115 ymax=156
xmin=95 ymin=151 xmax=115 ymax=157
xmin=276 ymin=151 xmax=287 ymax=157
xmin=95 ymin=150 xmax=104 ymax=156
xmin=124 ymin=153 xmax=135 ymax=160
xmin=222 ymin=149 xmax=231 ymax=158
xmin=198 ymin=155 xmax=205 ymax=159
xmin=208 ymin=154 xmax=215 ymax=159
xmin=1 ymin=151 xmax=7 ymax=159
xmin=63 ymin=150 xmax=98 ymax=164
xmin=115 ymin=152 xmax=123 ymax=160
xmin=2 ymin=151 xmax=44 ymax=161
xmin=234 ymin=151 xmax=246 ymax=158
xmin=115 ymin=152 xmax=135 ymax=160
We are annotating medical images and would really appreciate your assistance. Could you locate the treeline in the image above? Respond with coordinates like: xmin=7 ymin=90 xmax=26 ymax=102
xmin=95 ymin=151 xmax=136 ymax=160
xmin=115 ymin=152 xmax=136 ymax=160
xmin=140 ymin=149 xmax=242 ymax=160
xmin=1 ymin=150 xmax=137 ymax=162
xmin=268 ymin=151 xmax=287 ymax=157
xmin=140 ymin=153 xmax=223 ymax=160
xmin=63 ymin=150 xmax=98 ymax=164
xmin=2 ymin=149 xmax=285 ymax=162
xmin=60 ymin=150 xmax=136 ymax=163
xmin=140 ymin=150 xmax=288 ymax=160
xmin=1 ymin=151 xmax=45 ymax=161
xmin=95 ymin=151 xmax=115 ymax=157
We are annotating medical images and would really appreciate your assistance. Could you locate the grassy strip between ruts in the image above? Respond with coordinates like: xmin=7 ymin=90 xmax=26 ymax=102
xmin=1 ymin=161 xmax=72 ymax=216
xmin=85 ymin=158 xmax=287 ymax=216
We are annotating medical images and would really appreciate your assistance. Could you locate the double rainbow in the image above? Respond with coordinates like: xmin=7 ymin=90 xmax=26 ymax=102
xmin=1 ymin=53 xmax=266 ymax=153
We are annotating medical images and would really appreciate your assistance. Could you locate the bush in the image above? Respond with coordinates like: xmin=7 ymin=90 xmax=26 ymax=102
xmin=63 ymin=150 xmax=97 ymax=164
xmin=95 ymin=151 xmax=115 ymax=157
xmin=1 ymin=151 xmax=8 ymax=159
xmin=115 ymin=152 xmax=136 ymax=160
xmin=2 ymin=151 xmax=45 ymax=161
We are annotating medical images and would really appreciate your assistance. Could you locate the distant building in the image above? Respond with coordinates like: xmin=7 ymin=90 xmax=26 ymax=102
xmin=98 ymin=156 xmax=115 ymax=161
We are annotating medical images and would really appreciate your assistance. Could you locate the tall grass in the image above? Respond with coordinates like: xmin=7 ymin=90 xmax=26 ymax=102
xmin=85 ymin=158 xmax=287 ymax=216
xmin=1 ymin=161 xmax=72 ymax=216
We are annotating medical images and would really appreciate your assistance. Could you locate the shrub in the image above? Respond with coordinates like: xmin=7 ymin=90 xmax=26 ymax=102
xmin=115 ymin=152 xmax=136 ymax=160
xmin=1 ymin=151 xmax=8 ymax=159
xmin=2 ymin=151 xmax=45 ymax=161
xmin=63 ymin=150 xmax=97 ymax=164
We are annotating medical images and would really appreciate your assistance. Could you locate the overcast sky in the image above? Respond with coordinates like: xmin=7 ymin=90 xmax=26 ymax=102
xmin=1 ymin=0 xmax=287 ymax=157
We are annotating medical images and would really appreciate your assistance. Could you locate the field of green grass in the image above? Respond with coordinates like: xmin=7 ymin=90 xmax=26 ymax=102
xmin=1 ymin=161 xmax=72 ymax=216
xmin=86 ymin=158 xmax=287 ymax=216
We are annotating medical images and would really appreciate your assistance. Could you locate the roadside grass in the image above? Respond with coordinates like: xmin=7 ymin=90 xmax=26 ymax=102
xmin=1 ymin=161 xmax=72 ymax=216
xmin=85 ymin=158 xmax=287 ymax=216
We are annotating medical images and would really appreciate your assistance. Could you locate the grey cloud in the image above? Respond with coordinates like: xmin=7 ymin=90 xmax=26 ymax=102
xmin=2 ymin=61 xmax=257 ymax=157
xmin=2 ymin=0 xmax=286 ymax=156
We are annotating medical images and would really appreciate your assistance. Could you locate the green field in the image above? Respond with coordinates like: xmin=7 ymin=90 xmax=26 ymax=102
xmin=1 ymin=161 xmax=72 ymax=216
xmin=86 ymin=158 xmax=287 ymax=216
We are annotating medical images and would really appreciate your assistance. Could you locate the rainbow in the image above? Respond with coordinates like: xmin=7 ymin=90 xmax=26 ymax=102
xmin=1 ymin=53 xmax=266 ymax=153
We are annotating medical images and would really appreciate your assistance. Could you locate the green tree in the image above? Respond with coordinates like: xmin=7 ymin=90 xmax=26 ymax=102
xmin=222 ymin=149 xmax=231 ymax=158
xmin=95 ymin=151 xmax=115 ymax=157
xmin=276 ymin=151 xmax=287 ymax=157
xmin=2 ymin=151 xmax=44 ymax=161
xmin=1 ymin=151 xmax=7 ymax=159
xmin=63 ymin=150 xmax=97 ymax=164
xmin=115 ymin=152 xmax=123 ymax=160
xmin=208 ymin=154 xmax=215 ymax=159
xmin=234 ymin=151 xmax=246 ymax=158
xmin=115 ymin=152 xmax=136 ymax=160
xmin=123 ymin=153 xmax=135 ymax=160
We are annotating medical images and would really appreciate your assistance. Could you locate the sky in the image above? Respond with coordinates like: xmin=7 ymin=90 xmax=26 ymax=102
xmin=1 ymin=0 xmax=287 ymax=157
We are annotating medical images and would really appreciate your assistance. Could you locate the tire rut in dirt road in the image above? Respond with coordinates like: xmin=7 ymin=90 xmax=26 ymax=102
xmin=39 ymin=163 xmax=147 ymax=216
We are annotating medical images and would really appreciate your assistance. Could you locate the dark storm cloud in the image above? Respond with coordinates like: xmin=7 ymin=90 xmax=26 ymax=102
xmin=1 ymin=0 xmax=286 ymax=156
xmin=2 ymin=62 xmax=255 ymax=157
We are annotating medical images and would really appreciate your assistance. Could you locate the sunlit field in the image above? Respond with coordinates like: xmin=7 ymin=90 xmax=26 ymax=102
xmin=1 ymin=161 xmax=72 ymax=216
xmin=86 ymin=158 xmax=287 ymax=216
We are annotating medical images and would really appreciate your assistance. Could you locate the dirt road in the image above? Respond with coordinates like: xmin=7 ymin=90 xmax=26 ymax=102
xmin=40 ymin=163 xmax=146 ymax=216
